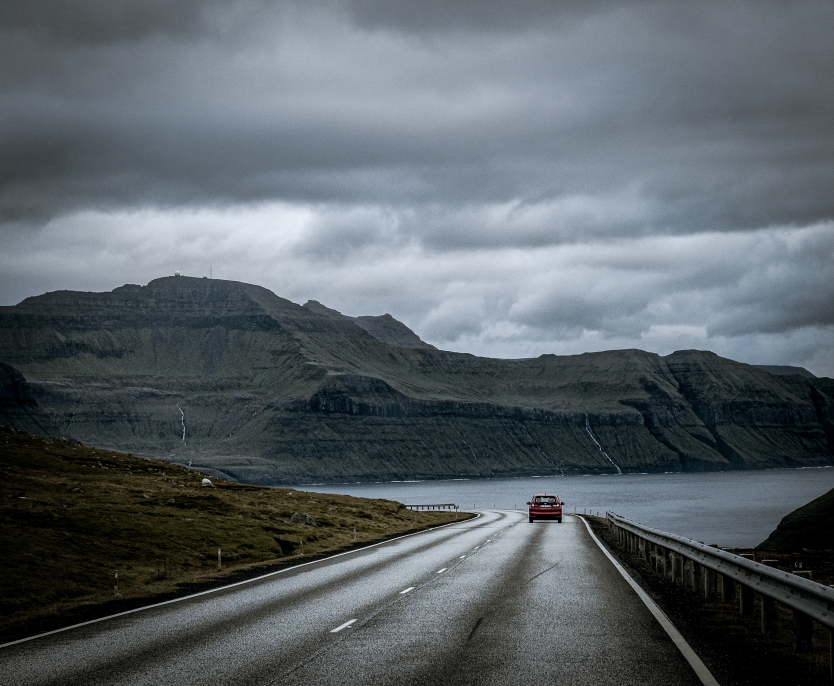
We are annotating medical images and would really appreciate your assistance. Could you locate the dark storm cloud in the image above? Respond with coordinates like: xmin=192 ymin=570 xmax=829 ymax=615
xmin=346 ymin=0 xmax=618 ymax=34
xmin=3 ymin=0 xmax=833 ymax=234
xmin=2 ymin=0 xmax=834 ymax=375
xmin=0 ymin=0 xmax=231 ymax=44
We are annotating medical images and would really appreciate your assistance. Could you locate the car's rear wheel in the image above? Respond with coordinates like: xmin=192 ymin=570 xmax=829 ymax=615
xmin=558 ymin=518 xmax=562 ymax=523
xmin=529 ymin=516 xmax=534 ymax=523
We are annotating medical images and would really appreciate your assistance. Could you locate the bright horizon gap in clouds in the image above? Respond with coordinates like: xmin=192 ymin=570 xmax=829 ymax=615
xmin=2 ymin=0 xmax=833 ymax=378
xmin=2 ymin=202 xmax=833 ymax=379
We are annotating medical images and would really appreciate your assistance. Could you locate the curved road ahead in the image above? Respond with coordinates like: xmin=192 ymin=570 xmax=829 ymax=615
xmin=2 ymin=512 xmax=704 ymax=685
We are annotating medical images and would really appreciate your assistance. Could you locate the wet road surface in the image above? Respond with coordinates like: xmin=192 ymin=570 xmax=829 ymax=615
xmin=1 ymin=512 xmax=703 ymax=685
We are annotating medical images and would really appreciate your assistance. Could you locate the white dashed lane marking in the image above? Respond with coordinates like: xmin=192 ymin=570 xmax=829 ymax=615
xmin=330 ymin=619 xmax=357 ymax=633
xmin=400 ymin=587 xmax=415 ymax=594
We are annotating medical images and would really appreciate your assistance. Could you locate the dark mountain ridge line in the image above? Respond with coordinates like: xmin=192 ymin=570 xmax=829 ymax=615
xmin=1 ymin=276 xmax=832 ymax=484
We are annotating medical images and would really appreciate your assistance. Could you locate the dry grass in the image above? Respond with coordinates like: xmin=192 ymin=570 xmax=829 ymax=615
xmin=0 ymin=424 xmax=462 ymax=641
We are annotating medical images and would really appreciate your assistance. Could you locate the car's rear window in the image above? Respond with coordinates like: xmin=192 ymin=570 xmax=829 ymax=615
xmin=535 ymin=496 xmax=557 ymax=504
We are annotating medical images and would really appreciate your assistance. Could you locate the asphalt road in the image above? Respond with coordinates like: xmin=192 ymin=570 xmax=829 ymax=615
xmin=1 ymin=511 xmax=703 ymax=685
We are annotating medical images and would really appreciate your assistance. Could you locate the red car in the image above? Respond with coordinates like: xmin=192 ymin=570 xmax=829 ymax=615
xmin=527 ymin=494 xmax=564 ymax=523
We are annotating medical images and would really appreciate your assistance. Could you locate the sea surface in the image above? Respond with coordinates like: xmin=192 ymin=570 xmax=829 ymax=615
xmin=295 ymin=467 xmax=834 ymax=548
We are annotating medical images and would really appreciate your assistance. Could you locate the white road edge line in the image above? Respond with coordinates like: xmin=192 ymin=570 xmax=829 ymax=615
xmin=574 ymin=515 xmax=720 ymax=686
xmin=400 ymin=587 xmax=415 ymax=594
xmin=330 ymin=619 xmax=357 ymax=633
xmin=1 ymin=512 xmax=485 ymax=649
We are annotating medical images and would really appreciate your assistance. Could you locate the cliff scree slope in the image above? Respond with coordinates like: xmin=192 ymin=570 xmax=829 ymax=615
xmin=1 ymin=276 xmax=832 ymax=484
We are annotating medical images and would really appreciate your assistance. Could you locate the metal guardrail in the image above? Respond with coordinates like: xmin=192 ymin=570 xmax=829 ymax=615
xmin=607 ymin=511 xmax=834 ymax=632
xmin=404 ymin=503 xmax=459 ymax=511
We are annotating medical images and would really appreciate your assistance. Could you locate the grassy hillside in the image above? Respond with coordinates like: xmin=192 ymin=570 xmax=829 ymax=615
xmin=0 ymin=424 xmax=461 ymax=641
xmin=757 ymin=486 xmax=834 ymax=551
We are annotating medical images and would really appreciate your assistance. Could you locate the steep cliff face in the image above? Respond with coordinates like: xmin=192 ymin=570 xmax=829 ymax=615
xmin=1 ymin=277 xmax=831 ymax=484
xmin=664 ymin=350 xmax=833 ymax=468
xmin=0 ymin=362 xmax=61 ymax=437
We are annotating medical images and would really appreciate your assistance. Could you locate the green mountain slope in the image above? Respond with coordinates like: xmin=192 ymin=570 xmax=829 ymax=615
xmin=1 ymin=276 xmax=832 ymax=483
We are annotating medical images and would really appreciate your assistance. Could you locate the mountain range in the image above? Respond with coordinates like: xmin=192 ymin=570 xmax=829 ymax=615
xmin=2 ymin=276 xmax=832 ymax=484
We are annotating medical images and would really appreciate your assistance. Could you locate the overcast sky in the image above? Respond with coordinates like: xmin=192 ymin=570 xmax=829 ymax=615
xmin=2 ymin=0 xmax=833 ymax=376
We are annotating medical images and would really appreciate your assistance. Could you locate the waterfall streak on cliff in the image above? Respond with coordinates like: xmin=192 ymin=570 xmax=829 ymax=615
xmin=452 ymin=426 xmax=478 ymax=462
xmin=522 ymin=425 xmax=564 ymax=476
xmin=585 ymin=414 xmax=621 ymax=474
xmin=177 ymin=402 xmax=186 ymax=445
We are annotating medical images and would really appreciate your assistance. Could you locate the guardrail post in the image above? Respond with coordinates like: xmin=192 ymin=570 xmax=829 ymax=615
xmin=692 ymin=562 xmax=702 ymax=594
xmin=792 ymin=610 xmax=813 ymax=653
xmin=761 ymin=596 xmax=779 ymax=635
xmin=740 ymin=584 xmax=755 ymax=616
xmin=704 ymin=567 xmax=716 ymax=601
xmin=684 ymin=559 xmax=695 ymax=591
xmin=720 ymin=574 xmax=734 ymax=603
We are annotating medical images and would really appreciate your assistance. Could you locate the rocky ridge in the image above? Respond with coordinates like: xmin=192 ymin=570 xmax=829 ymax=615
xmin=1 ymin=276 xmax=832 ymax=484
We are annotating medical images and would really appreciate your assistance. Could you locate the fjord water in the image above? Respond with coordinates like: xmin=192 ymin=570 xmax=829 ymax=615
xmin=297 ymin=468 xmax=834 ymax=548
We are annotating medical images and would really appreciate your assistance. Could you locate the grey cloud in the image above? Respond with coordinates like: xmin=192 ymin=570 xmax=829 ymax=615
xmin=0 ymin=0 xmax=239 ymax=45
xmin=404 ymin=225 xmax=834 ymax=358
xmin=346 ymin=0 xmax=620 ymax=34
xmin=2 ymin=0 xmax=834 ymax=377
xmin=707 ymin=228 xmax=834 ymax=336
xmin=293 ymin=206 xmax=405 ymax=261
xmin=3 ymin=0 xmax=834 ymax=237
